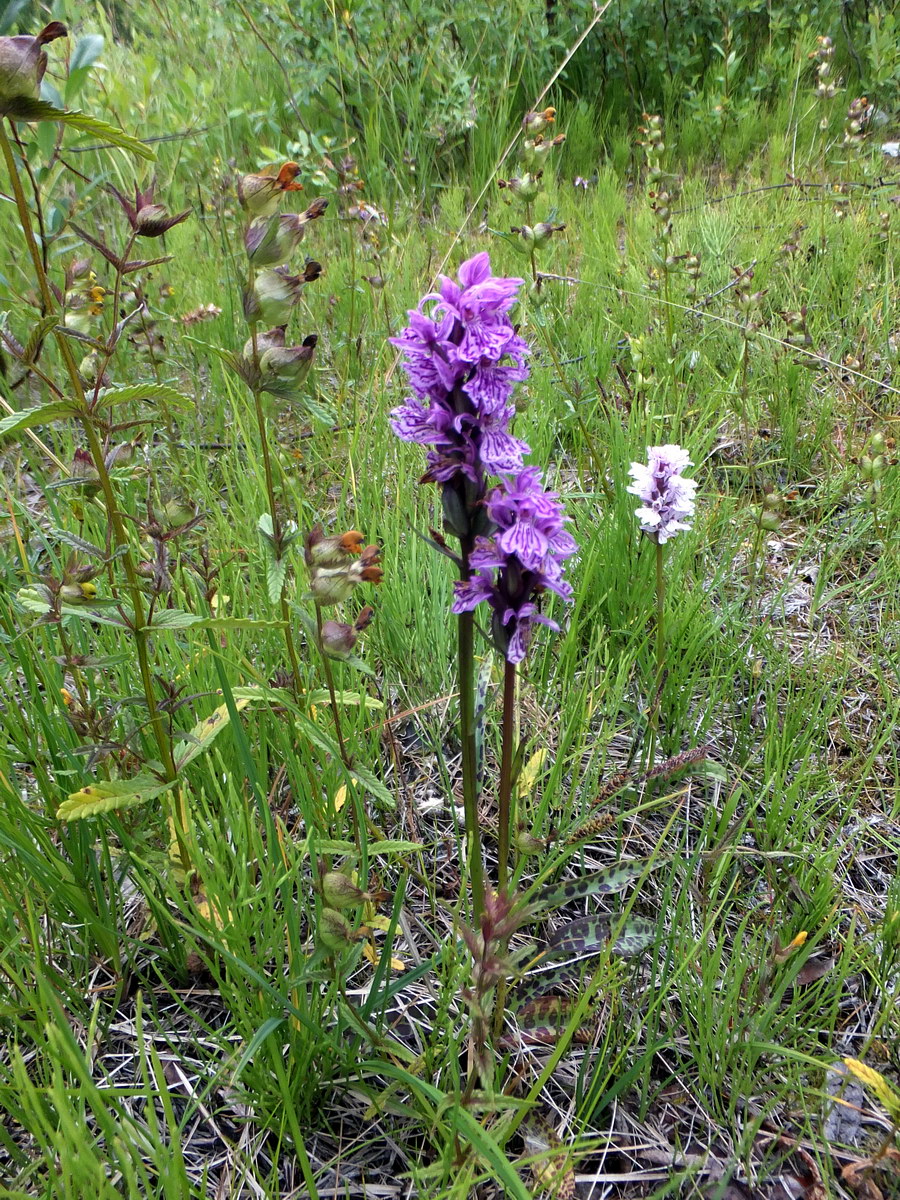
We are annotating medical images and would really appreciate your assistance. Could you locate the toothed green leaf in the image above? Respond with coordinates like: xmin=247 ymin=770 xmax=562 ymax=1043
xmin=5 ymin=99 xmax=154 ymax=159
xmin=94 ymin=384 xmax=192 ymax=410
xmin=0 ymin=402 xmax=76 ymax=439
xmin=58 ymin=775 xmax=171 ymax=820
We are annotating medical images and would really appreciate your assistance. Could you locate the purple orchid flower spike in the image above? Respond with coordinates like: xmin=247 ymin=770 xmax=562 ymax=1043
xmin=452 ymin=468 xmax=576 ymax=663
xmin=390 ymin=252 xmax=531 ymax=538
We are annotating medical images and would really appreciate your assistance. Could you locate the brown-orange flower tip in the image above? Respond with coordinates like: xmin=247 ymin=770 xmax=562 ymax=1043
xmin=304 ymin=527 xmax=366 ymax=568
xmin=305 ymin=534 xmax=382 ymax=606
xmin=237 ymin=162 xmax=304 ymax=217
xmin=522 ymin=106 xmax=556 ymax=133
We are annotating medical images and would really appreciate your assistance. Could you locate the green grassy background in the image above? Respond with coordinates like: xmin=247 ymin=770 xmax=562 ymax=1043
xmin=0 ymin=0 xmax=898 ymax=1196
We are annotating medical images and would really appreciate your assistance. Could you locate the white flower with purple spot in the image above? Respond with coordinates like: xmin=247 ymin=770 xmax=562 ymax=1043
xmin=627 ymin=444 xmax=697 ymax=544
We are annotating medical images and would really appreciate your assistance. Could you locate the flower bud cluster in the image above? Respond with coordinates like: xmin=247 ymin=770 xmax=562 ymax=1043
xmin=782 ymin=307 xmax=812 ymax=349
xmin=843 ymin=96 xmax=871 ymax=147
xmin=237 ymin=161 xmax=327 ymax=398
xmin=498 ymin=108 xmax=566 ymax=263
xmin=732 ymin=266 xmax=766 ymax=339
xmin=684 ymin=252 xmax=702 ymax=300
xmin=638 ymin=113 xmax=666 ymax=184
xmin=63 ymin=262 xmax=105 ymax=336
xmin=628 ymin=334 xmax=651 ymax=390
xmin=122 ymin=285 xmax=167 ymax=364
xmin=810 ymin=35 xmax=837 ymax=102
xmin=860 ymin=431 xmax=893 ymax=505
xmin=639 ymin=114 xmax=682 ymax=300
xmin=831 ymin=182 xmax=851 ymax=221
xmin=304 ymin=527 xmax=383 ymax=607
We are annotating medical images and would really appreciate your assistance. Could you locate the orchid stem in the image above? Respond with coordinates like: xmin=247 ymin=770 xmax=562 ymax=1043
xmin=648 ymin=538 xmax=665 ymax=768
xmin=458 ymin=586 xmax=485 ymax=924
xmin=496 ymin=658 xmax=517 ymax=896
xmin=491 ymin=657 xmax=517 ymax=1045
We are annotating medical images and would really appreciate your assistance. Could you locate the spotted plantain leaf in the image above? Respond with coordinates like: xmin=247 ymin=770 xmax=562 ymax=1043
xmin=515 ymin=995 xmax=598 ymax=1046
xmin=539 ymin=861 xmax=652 ymax=910
xmin=544 ymin=913 xmax=657 ymax=960
xmin=523 ymin=1118 xmax=576 ymax=1200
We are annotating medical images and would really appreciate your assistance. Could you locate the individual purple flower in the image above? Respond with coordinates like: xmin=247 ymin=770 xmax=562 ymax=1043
xmin=451 ymin=468 xmax=576 ymax=663
xmin=627 ymin=445 xmax=697 ymax=544
xmin=390 ymin=253 xmax=531 ymax=521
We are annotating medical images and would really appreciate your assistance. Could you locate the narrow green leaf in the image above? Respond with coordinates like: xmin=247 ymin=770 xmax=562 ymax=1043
xmin=69 ymin=33 xmax=105 ymax=74
xmin=0 ymin=402 xmax=76 ymax=439
xmin=305 ymin=688 xmax=382 ymax=710
xmin=365 ymin=840 xmax=424 ymax=856
xmin=181 ymin=336 xmax=239 ymax=370
xmin=65 ymin=34 xmax=105 ymax=104
xmin=47 ymin=528 xmax=107 ymax=559
xmin=230 ymin=1017 xmax=285 ymax=1083
xmin=0 ymin=0 xmax=30 ymax=35
xmin=5 ymin=99 xmax=154 ymax=159
xmin=174 ymin=698 xmax=252 ymax=771
xmin=59 ymin=603 xmax=129 ymax=628
xmin=94 ymin=384 xmax=192 ymax=410
xmin=145 ymin=609 xmax=285 ymax=631
xmin=58 ymin=775 xmax=171 ymax=820
xmin=20 ymin=315 xmax=59 ymax=364
xmin=450 ymin=1108 xmax=532 ymax=1200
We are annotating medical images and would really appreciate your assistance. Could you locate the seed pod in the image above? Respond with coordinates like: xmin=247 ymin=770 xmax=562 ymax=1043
xmin=0 ymin=22 xmax=66 ymax=112
xmin=305 ymin=528 xmax=365 ymax=568
xmin=515 ymin=827 xmax=547 ymax=855
xmin=318 ymin=907 xmax=356 ymax=953
xmin=322 ymin=871 xmax=367 ymax=909
xmin=320 ymin=606 xmax=374 ymax=659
